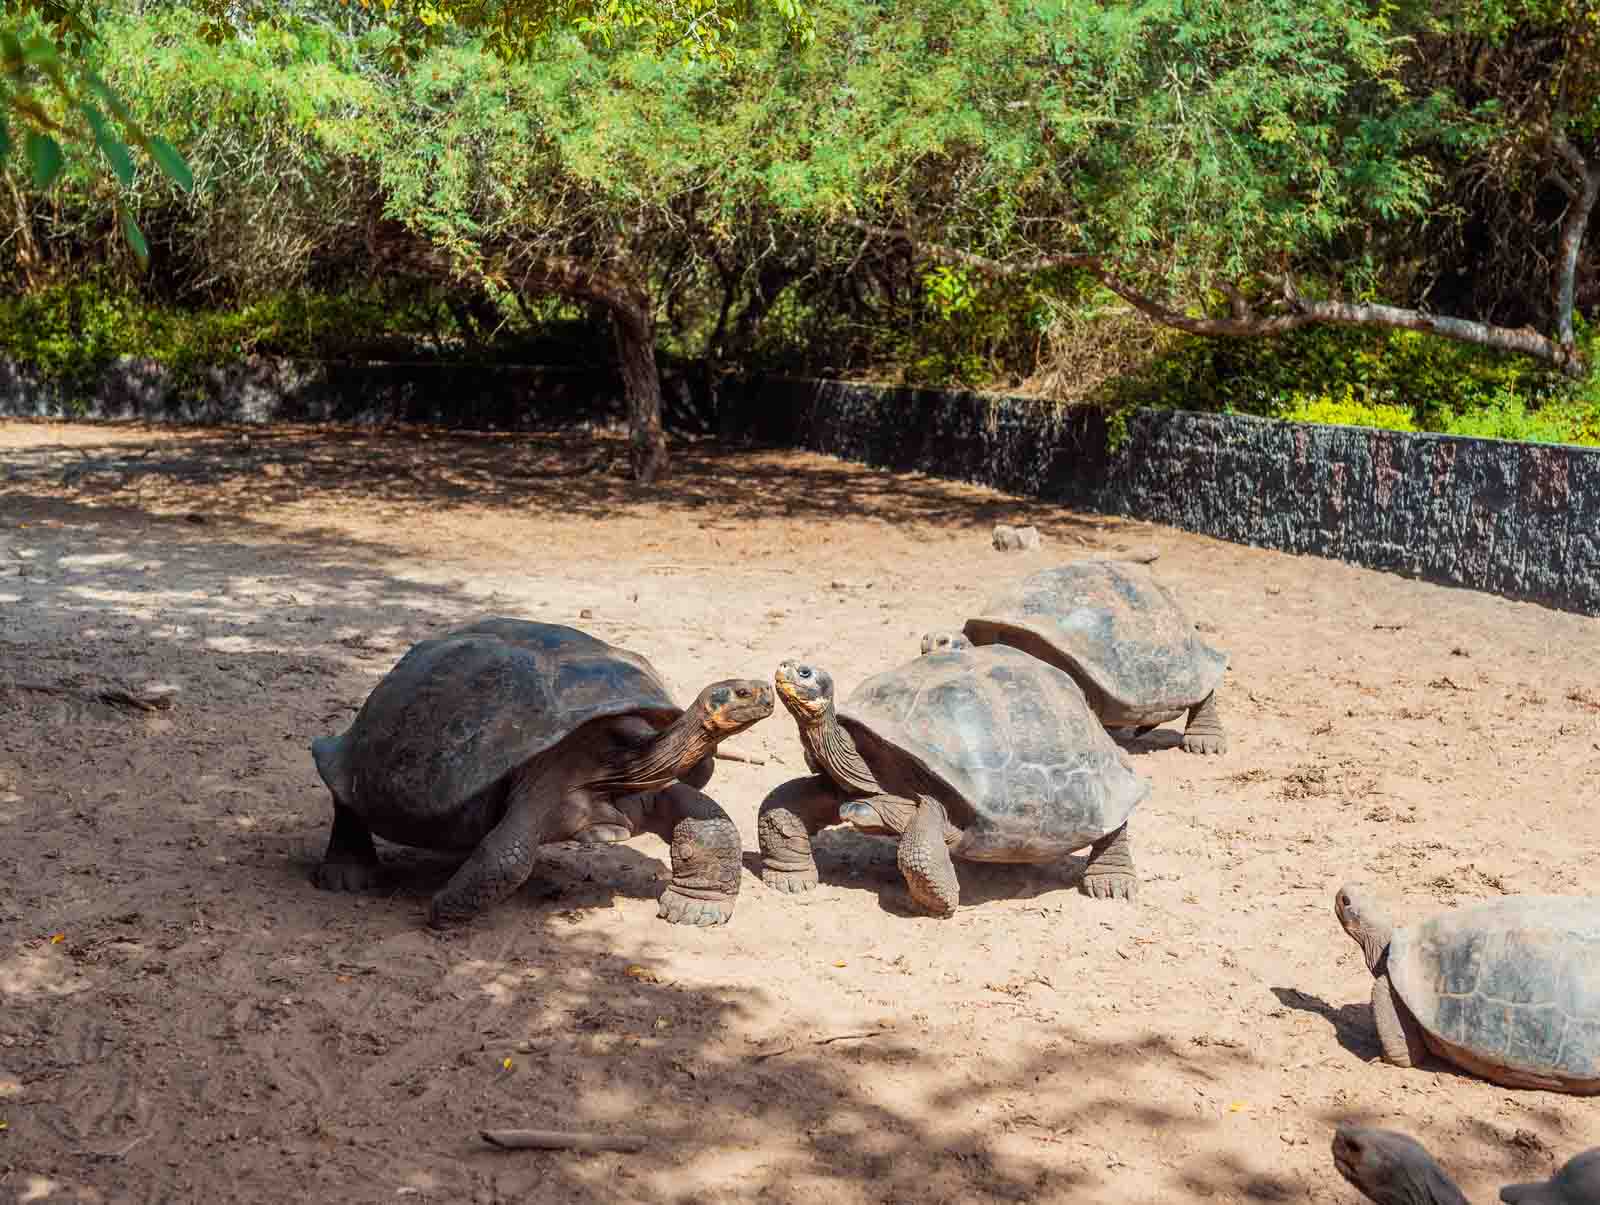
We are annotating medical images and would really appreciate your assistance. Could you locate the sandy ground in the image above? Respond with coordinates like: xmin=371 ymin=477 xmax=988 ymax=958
xmin=1 ymin=419 xmax=1598 ymax=1205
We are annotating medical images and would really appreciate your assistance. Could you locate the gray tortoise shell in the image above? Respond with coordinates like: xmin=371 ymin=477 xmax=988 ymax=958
xmin=330 ymin=618 xmax=681 ymax=816
xmin=963 ymin=561 xmax=1227 ymax=713
xmin=838 ymin=644 xmax=1150 ymax=861
xmin=1389 ymin=896 xmax=1600 ymax=1081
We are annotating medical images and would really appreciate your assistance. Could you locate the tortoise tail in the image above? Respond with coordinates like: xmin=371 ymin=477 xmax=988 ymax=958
xmin=311 ymin=733 xmax=353 ymax=802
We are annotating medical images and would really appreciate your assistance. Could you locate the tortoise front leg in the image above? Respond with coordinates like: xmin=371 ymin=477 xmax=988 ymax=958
xmin=1371 ymin=974 xmax=1430 ymax=1069
xmin=898 ymin=795 xmax=959 ymax=917
xmin=1181 ymin=690 xmax=1227 ymax=755
xmin=637 ymin=782 xmax=742 ymax=927
xmin=757 ymin=776 xmax=845 ymax=893
xmin=1082 ymin=822 xmax=1137 ymax=900
xmin=428 ymin=796 xmax=541 ymax=927
xmin=313 ymin=801 xmax=382 ymax=892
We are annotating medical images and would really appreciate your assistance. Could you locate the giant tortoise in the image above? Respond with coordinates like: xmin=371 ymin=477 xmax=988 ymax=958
xmin=311 ymin=618 xmax=773 ymax=927
xmin=952 ymin=559 xmax=1229 ymax=753
xmin=1333 ymin=1124 xmax=1600 ymax=1205
xmin=1335 ymin=883 xmax=1600 ymax=1093
xmin=758 ymin=643 xmax=1151 ymax=916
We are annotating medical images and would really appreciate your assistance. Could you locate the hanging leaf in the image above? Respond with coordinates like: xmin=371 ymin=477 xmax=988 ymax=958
xmin=81 ymin=104 xmax=134 ymax=186
xmin=84 ymin=72 xmax=134 ymax=125
xmin=120 ymin=208 xmax=150 ymax=265
xmin=146 ymin=135 xmax=193 ymax=191
xmin=25 ymin=130 xmax=62 ymax=190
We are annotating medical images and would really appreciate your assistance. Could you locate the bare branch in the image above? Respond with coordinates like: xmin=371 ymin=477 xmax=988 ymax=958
xmin=1554 ymin=134 xmax=1589 ymax=180
xmin=1093 ymin=268 xmax=1581 ymax=374
xmin=833 ymin=220 xmax=1588 ymax=378
xmin=1550 ymin=140 xmax=1600 ymax=349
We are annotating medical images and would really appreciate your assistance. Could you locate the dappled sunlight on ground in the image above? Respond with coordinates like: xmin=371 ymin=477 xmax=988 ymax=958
xmin=1 ymin=419 xmax=1597 ymax=1202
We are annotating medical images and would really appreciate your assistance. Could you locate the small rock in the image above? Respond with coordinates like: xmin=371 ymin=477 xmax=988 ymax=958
xmin=580 ymin=608 xmax=593 ymax=619
xmin=992 ymin=524 xmax=1042 ymax=552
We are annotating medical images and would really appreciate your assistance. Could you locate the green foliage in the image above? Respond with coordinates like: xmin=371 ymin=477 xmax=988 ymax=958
xmin=1279 ymin=392 xmax=1419 ymax=434
xmin=1103 ymin=316 xmax=1600 ymax=446
xmin=897 ymin=268 xmax=1052 ymax=387
xmin=0 ymin=17 xmax=194 ymax=263
xmin=0 ymin=280 xmax=609 ymax=393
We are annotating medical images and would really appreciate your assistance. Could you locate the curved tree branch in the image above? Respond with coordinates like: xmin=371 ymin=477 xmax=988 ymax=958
xmin=846 ymin=221 xmax=1586 ymax=377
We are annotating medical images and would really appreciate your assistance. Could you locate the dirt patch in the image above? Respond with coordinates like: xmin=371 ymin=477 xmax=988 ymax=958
xmin=2 ymin=419 xmax=1598 ymax=1204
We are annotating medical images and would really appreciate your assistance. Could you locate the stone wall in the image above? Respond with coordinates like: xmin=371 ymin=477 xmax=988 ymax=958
xmin=4 ymin=356 xmax=1595 ymax=614
xmin=0 ymin=355 xmax=623 ymax=429
xmin=719 ymin=376 xmax=1600 ymax=617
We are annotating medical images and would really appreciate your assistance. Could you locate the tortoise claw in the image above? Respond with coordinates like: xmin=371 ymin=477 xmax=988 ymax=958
xmin=761 ymin=866 xmax=819 ymax=893
xmin=1082 ymin=872 xmax=1137 ymax=901
xmin=313 ymin=859 xmax=382 ymax=893
xmin=657 ymin=887 xmax=734 ymax=926
xmin=1181 ymin=732 xmax=1227 ymax=755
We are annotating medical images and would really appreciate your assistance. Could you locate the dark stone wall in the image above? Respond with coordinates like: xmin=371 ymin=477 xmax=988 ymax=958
xmin=0 ymin=356 xmax=624 ymax=429
xmin=4 ymin=357 xmax=1595 ymax=614
xmin=720 ymin=376 xmax=1600 ymax=617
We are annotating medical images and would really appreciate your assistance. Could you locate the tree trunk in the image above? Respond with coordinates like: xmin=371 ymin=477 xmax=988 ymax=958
xmin=1552 ymin=137 xmax=1600 ymax=351
xmin=612 ymin=303 xmax=669 ymax=484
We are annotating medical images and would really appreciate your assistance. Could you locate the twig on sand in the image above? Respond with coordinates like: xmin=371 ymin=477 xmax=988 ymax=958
xmin=3 ymin=681 xmax=174 ymax=712
xmin=76 ymin=1132 xmax=150 ymax=1160
xmin=714 ymin=748 xmax=766 ymax=765
xmin=480 ymin=1129 xmax=648 ymax=1153
xmin=751 ymin=1031 xmax=886 ymax=1062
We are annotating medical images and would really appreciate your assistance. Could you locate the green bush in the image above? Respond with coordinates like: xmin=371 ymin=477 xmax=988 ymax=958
xmin=0 ymin=281 xmax=613 ymax=395
xmin=1102 ymin=314 xmax=1600 ymax=447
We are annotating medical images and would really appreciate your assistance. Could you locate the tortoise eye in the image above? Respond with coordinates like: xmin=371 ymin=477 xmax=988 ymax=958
xmin=798 ymin=667 xmax=813 ymax=679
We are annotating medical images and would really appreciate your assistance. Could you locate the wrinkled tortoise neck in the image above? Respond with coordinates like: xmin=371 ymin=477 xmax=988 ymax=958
xmin=1348 ymin=908 xmax=1395 ymax=975
xmin=593 ymin=707 xmax=718 ymax=792
xmin=805 ymin=701 xmax=880 ymax=796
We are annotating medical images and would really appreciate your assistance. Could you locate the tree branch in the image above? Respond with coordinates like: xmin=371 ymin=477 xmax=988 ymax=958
xmin=844 ymin=220 xmax=1586 ymax=377
xmin=1093 ymin=268 xmax=1580 ymax=374
xmin=1551 ymin=137 xmax=1600 ymax=350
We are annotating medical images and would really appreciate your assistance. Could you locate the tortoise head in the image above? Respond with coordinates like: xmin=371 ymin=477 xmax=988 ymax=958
xmin=774 ymin=660 xmax=835 ymax=722
xmin=839 ymin=795 xmax=919 ymax=836
xmin=696 ymin=679 xmax=775 ymax=735
xmin=1503 ymin=1149 xmax=1600 ymax=1205
xmin=919 ymin=631 xmax=972 ymax=655
xmin=1332 ymin=1126 xmax=1466 ymax=1205
xmin=1335 ymin=882 xmax=1395 ymax=973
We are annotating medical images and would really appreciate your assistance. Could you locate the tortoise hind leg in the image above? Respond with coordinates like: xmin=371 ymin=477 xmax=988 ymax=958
xmin=641 ymin=782 xmax=742 ymax=927
xmin=1181 ymin=690 xmax=1227 ymax=755
xmin=758 ymin=776 xmax=845 ymax=893
xmin=1082 ymin=823 xmax=1136 ymax=900
xmin=898 ymin=796 xmax=959 ymax=918
xmin=313 ymin=802 xmax=382 ymax=892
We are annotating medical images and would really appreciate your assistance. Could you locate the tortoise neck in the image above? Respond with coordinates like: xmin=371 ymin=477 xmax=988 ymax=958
xmin=1353 ymin=909 xmax=1394 ymax=975
xmin=594 ymin=707 xmax=712 ymax=792
xmin=807 ymin=702 xmax=880 ymax=796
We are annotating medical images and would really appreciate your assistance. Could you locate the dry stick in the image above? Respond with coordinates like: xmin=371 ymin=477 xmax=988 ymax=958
xmin=714 ymin=749 xmax=766 ymax=766
xmin=3 ymin=681 xmax=173 ymax=713
xmin=752 ymin=1030 xmax=886 ymax=1062
xmin=481 ymin=1129 xmax=648 ymax=1153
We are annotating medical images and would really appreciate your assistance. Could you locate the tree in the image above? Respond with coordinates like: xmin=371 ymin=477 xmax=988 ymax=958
xmin=4 ymin=0 xmax=811 ymax=482
xmin=735 ymin=0 xmax=1596 ymax=377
